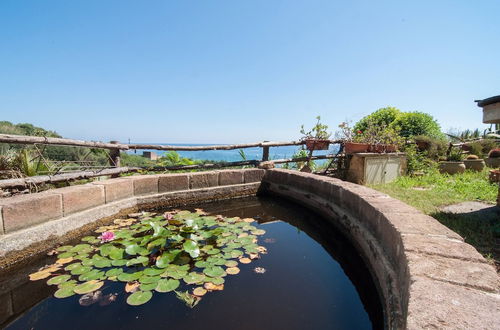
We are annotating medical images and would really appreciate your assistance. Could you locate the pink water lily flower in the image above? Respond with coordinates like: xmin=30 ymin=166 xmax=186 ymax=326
xmin=99 ymin=231 xmax=115 ymax=242
xmin=164 ymin=212 xmax=174 ymax=220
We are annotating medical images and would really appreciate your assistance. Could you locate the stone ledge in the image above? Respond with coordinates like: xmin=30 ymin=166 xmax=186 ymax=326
xmin=158 ymin=173 xmax=189 ymax=192
xmin=123 ymin=175 xmax=159 ymax=195
xmin=46 ymin=184 xmax=105 ymax=216
xmin=92 ymin=179 xmax=134 ymax=203
xmin=219 ymin=170 xmax=244 ymax=186
xmin=261 ymin=168 xmax=499 ymax=330
xmin=189 ymin=172 xmax=219 ymax=189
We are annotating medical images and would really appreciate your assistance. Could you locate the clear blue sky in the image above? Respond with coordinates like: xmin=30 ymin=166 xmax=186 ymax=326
xmin=1 ymin=0 xmax=499 ymax=143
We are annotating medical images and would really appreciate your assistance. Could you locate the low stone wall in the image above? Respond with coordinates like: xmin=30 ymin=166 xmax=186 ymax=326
xmin=259 ymin=169 xmax=499 ymax=329
xmin=0 ymin=169 xmax=265 ymax=263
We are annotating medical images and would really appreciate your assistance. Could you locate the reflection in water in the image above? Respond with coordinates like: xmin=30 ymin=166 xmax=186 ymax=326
xmin=1 ymin=196 xmax=383 ymax=330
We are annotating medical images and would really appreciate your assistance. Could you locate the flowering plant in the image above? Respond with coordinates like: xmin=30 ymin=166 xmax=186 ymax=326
xmin=99 ymin=231 xmax=115 ymax=243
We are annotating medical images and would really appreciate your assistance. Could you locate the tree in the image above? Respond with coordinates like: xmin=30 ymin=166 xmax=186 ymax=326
xmin=389 ymin=111 xmax=444 ymax=139
xmin=354 ymin=107 xmax=401 ymax=133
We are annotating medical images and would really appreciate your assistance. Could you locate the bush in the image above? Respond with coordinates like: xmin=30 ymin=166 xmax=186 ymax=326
xmin=354 ymin=107 xmax=401 ymax=133
xmin=466 ymin=139 xmax=499 ymax=158
xmin=413 ymin=135 xmax=448 ymax=160
xmin=401 ymin=144 xmax=437 ymax=175
xmin=389 ymin=112 xmax=444 ymax=139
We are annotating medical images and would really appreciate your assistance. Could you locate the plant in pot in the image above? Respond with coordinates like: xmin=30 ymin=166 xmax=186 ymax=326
xmin=337 ymin=122 xmax=370 ymax=154
xmin=355 ymin=123 xmax=402 ymax=153
xmin=463 ymin=154 xmax=486 ymax=171
xmin=485 ymin=148 xmax=500 ymax=168
xmin=300 ymin=116 xmax=331 ymax=151
xmin=439 ymin=148 xmax=465 ymax=174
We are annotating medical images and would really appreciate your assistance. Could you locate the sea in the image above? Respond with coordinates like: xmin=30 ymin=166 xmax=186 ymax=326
xmin=127 ymin=144 xmax=340 ymax=163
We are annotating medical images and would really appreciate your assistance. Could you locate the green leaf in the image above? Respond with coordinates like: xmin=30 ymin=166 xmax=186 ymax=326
xmin=139 ymin=276 xmax=161 ymax=284
xmin=54 ymin=286 xmax=76 ymax=298
xmin=140 ymin=283 xmax=157 ymax=291
xmin=105 ymin=268 xmax=124 ymax=277
xmin=73 ymin=280 xmax=104 ymax=294
xmin=109 ymin=247 xmax=125 ymax=260
xmin=155 ymin=251 xmax=179 ymax=268
xmin=126 ymin=256 xmax=149 ymax=267
xmin=155 ymin=279 xmax=180 ymax=292
xmin=127 ymin=290 xmax=153 ymax=306
xmin=125 ymin=244 xmax=141 ymax=255
xmin=111 ymin=259 xmax=128 ymax=266
xmin=117 ymin=271 xmax=143 ymax=282
xmin=47 ymin=275 xmax=71 ymax=285
xmin=143 ymin=267 xmax=165 ymax=276
xmin=203 ymin=266 xmax=226 ymax=278
xmin=93 ymin=258 xmax=112 ymax=268
xmin=183 ymin=240 xmax=200 ymax=258
xmin=70 ymin=265 xmax=93 ymax=275
xmin=183 ymin=272 xmax=205 ymax=285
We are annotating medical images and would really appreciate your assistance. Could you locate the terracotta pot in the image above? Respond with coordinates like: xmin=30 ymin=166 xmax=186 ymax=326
xmin=461 ymin=144 xmax=472 ymax=152
xmin=485 ymin=157 xmax=500 ymax=168
xmin=344 ymin=142 xmax=370 ymax=154
xmin=489 ymin=169 xmax=500 ymax=183
xmin=305 ymin=139 xmax=330 ymax=151
xmin=463 ymin=159 xmax=485 ymax=171
xmin=438 ymin=161 xmax=466 ymax=175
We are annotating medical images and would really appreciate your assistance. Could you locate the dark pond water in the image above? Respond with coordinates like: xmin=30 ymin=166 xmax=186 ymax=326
xmin=1 ymin=196 xmax=383 ymax=330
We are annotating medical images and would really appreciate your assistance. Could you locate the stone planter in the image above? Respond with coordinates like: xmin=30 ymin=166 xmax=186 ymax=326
xmin=463 ymin=159 xmax=486 ymax=171
xmin=489 ymin=169 xmax=500 ymax=183
xmin=344 ymin=142 xmax=370 ymax=154
xmin=369 ymin=144 xmax=397 ymax=153
xmin=438 ymin=161 xmax=466 ymax=174
xmin=485 ymin=157 xmax=500 ymax=168
xmin=305 ymin=139 xmax=330 ymax=151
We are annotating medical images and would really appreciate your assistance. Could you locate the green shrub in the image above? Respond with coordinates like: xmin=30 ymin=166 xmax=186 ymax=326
xmin=389 ymin=112 xmax=444 ymax=139
xmin=467 ymin=139 xmax=499 ymax=158
xmin=354 ymin=107 xmax=401 ymax=133
xmin=401 ymin=144 xmax=437 ymax=175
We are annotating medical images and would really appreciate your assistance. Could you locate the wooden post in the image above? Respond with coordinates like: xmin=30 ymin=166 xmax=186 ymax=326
xmin=262 ymin=145 xmax=270 ymax=161
xmin=109 ymin=141 xmax=121 ymax=178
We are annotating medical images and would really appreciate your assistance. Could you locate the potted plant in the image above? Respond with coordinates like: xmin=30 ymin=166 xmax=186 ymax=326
xmin=463 ymin=154 xmax=485 ymax=171
xmin=337 ymin=122 xmax=370 ymax=154
xmin=485 ymin=148 xmax=500 ymax=168
xmin=355 ymin=123 xmax=401 ymax=153
xmin=300 ymin=116 xmax=331 ymax=151
xmin=439 ymin=148 xmax=465 ymax=174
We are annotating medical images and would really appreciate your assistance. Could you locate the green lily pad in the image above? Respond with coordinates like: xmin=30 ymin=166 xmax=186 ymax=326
xmin=206 ymin=276 xmax=225 ymax=285
xmin=56 ymin=245 xmax=73 ymax=252
xmin=155 ymin=279 xmax=180 ymax=292
xmin=127 ymin=290 xmax=153 ymax=306
xmin=125 ymin=244 xmax=141 ymax=255
xmin=224 ymin=260 xmax=238 ymax=267
xmin=57 ymin=252 xmax=75 ymax=259
xmin=93 ymin=259 xmax=112 ymax=268
xmin=126 ymin=256 xmax=149 ymax=267
xmin=206 ymin=248 xmax=221 ymax=255
xmin=143 ymin=267 xmax=165 ymax=276
xmin=111 ymin=259 xmax=128 ymax=267
xmin=79 ymin=270 xmax=105 ymax=281
xmin=118 ymin=271 xmax=143 ymax=282
xmin=183 ymin=240 xmax=200 ymax=258
xmin=64 ymin=263 xmax=82 ymax=271
xmin=47 ymin=275 xmax=71 ymax=285
xmin=54 ymin=286 xmax=76 ymax=298
xmin=105 ymin=268 xmax=124 ymax=277
xmin=139 ymin=276 xmax=160 ymax=284
xmin=183 ymin=272 xmax=205 ymax=284
xmin=109 ymin=247 xmax=125 ymax=260
xmin=203 ymin=266 xmax=226 ymax=278
xmin=194 ymin=260 xmax=210 ymax=268
xmin=140 ymin=283 xmax=157 ymax=291
xmin=73 ymin=280 xmax=104 ymax=294
xmin=70 ymin=265 xmax=93 ymax=275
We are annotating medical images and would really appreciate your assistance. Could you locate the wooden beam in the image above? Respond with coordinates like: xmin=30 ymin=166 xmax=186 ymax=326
xmin=0 ymin=134 xmax=128 ymax=150
xmin=127 ymin=141 xmax=308 ymax=151
xmin=270 ymin=154 xmax=336 ymax=164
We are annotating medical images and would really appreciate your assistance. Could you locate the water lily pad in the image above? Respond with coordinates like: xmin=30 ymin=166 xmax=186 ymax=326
xmin=126 ymin=256 xmax=149 ymax=267
xmin=47 ymin=275 xmax=71 ymax=285
xmin=70 ymin=244 xmax=93 ymax=253
xmin=105 ymin=268 xmax=124 ymax=277
xmin=239 ymin=258 xmax=251 ymax=264
xmin=143 ymin=268 xmax=164 ymax=276
xmin=251 ymin=229 xmax=266 ymax=235
xmin=79 ymin=270 xmax=105 ymax=281
xmin=206 ymin=257 xmax=226 ymax=266
xmin=183 ymin=272 xmax=205 ymax=284
xmin=70 ymin=265 xmax=93 ymax=275
xmin=57 ymin=252 xmax=75 ymax=259
xmin=139 ymin=276 xmax=160 ymax=284
xmin=118 ymin=271 xmax=143 ymax=282
xmin=204 ymin=282 xmax=224 ymax=291
xmin=226 ymin=267 xmax=240 ymax=275
xmin=224 ymin=260 xmax=238 ymax=267
xmin=109 ymin=247 xmax=125 ymax=260
xmin=183 ymin=240 xmax=200 ymax=258
xmin=93 ymin=259 xmax=112 ymax=268
xmin=29 ymin=271 xmax=51 ymax=281
xmin=56 ymin=257 xmax=74 ymax=265
xmin=155 ymin=279 xmax=180 ymax=292
xmin=111 ymin=259 xmax=128 ymax=266
xmin=64 ymin=263 xmax=82 ymax=271
xmin=206 ymin=248 xmax=221 ymax=255
xmin=74 ymin=280 xmax=104 ymax=294
xmin=56 ymin=245 xmax=73 ymax=252
xmin=127 ymin=290 xmax=153 ymax=306
xmin=205 ymin=276 xmax=225 ymax=285
xmin=203 ymin=266 xmax=226 ymax=278
xmin=140 ymin=283 xmax=157 ymax=291
xmin=54 ymin=286 xmax=76 ymax=298
xmin=125 ymin=281 xmax=140 ymax=293
xmin=125 ymin=244 xmax=141 ymax=255
xmin=193 ymin=287 xmax=207 ymax=296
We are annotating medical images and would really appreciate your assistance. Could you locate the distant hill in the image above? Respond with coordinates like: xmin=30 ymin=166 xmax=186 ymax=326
xmin=0 ymin=121 xmax=61 ymax=138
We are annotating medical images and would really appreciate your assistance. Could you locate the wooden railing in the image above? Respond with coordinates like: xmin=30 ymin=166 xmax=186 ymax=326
xmin=0 ymin=133 xmax=342 ymax=188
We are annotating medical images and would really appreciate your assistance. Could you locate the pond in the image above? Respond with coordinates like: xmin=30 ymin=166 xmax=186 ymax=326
xmin=1 ymin=196 xmax=383 ymax=330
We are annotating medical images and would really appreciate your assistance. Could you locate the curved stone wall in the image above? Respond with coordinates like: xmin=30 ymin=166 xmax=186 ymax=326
xmin=259 ymin=169 xmax=499 ymax=329
xmin=0 ymin=168 xmax=498 ymax=329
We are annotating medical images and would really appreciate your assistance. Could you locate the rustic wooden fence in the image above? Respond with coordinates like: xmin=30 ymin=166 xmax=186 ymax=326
xmin=0 ymin=134 xmax=341 ymax=189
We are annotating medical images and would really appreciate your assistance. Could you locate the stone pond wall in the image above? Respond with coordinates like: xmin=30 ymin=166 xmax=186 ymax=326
xmin=260 ymin=169 xmax=499 ymax=329
xmin=0 ymin=168 xmax=498 ymax=329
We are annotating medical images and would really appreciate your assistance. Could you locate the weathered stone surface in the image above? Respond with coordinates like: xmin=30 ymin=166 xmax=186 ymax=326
xmin=158 ymin=174 xmax=189 ymax=192
xmin=407 ymin=252 xmax=499 ymax=293
xmin=0 ymin=206 xmax=3 ymax=235
xmin=407 ymin=276 xmax=500 ymax=330
xmin=189 ymin=172 xmax=218 ymax=189
xmin=402 ymin=233 xmax=485 ymax=263
xmin=0 ymin=292 xmax=13 ymax=325
xmin=124 ymin=175 xmax=159 ymax=195
xmin=46 ymin=184 xmax=105 ymax=216
xmin=92 ymin=179 xmax=134 ymax=203
xmin=12 ymin=279 xmax=52 ymax=314
xmin=383 ymin=212 xmax=463 ymax=240
xmin=243 ymin=168 xmax=265 ymax=183
xmin=218 ymin=170 xmax=244 ymax=186
xmin=0 ymin=193 xmax=63 ymax=233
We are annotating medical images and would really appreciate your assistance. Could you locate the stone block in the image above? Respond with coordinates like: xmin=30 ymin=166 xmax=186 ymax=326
xmin=0 ymin=193 xmax=63 ymax=234
xmin=243 ymin=168 xmax=265 ymax=183
xmin=46 ymin=184 xmax=105 ymax=216
xmin=0 ymin=206 xmax=3 ymax=235
xmin=189 ymin=171 xmax=219 ymax=189
xmin=219 ymin=170 xmax=244 ymax=186
xmin=92 ymin=179 xmax=134 ymax=203
xmin=125 ymin=175 xmax=159 ymax=195
xmin=158 ymin=174 xmax=189 ymax=192
xmin=407 ymin=276 xmax=500 ymax=330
